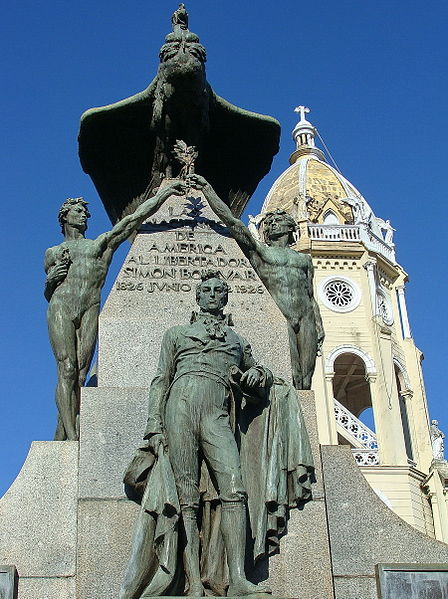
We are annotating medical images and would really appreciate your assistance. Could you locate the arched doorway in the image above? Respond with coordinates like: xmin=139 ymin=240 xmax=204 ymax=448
xmin=333 ymin=353 xmax=373 ymax=421
xmin=332 ymin=352 xmax=377 ymax=452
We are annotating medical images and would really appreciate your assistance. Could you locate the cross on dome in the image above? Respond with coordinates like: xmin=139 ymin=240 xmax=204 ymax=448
xmin=294 ymin=106 xmax=311 ymax=123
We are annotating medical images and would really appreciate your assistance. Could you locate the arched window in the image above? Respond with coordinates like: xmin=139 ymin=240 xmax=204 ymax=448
xmin=323 ymin=210 xmax=340 ymax=225
xmin=394 ymin=362 xmax=414 ymax=461
xmin=333 ymin=353 xmax=374 ymax=423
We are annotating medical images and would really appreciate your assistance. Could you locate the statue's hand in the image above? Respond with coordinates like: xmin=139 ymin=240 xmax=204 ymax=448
xmin=186 ymin=174 xmax=208 ymax=190
xmin=166 ymin=180 xmax=187 ymax=196
xmin=46 ymin=262 xmax=69 ymax=286
xmin=148 ymin=432 xmax=167 ymax=453
xmin=240 ymin=367 xmax=262 ymax=389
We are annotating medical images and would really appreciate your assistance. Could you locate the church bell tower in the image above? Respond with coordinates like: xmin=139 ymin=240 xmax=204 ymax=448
xmin=254 ymin=106 xmax=448 ymax=541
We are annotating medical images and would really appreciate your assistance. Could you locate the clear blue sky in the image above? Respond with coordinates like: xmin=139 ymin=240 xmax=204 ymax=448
xmin=1 ymin=1 xmax=447 ymax=496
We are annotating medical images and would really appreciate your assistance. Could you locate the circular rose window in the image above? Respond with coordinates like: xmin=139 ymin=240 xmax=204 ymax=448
xmin=319 ymin=277 xmax=360 ymax=313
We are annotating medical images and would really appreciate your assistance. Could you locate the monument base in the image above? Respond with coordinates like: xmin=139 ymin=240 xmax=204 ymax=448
xmin=3 ymin=396 xmax=448 ymax=598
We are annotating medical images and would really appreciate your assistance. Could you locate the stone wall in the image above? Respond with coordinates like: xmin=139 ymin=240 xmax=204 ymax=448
xmin=322 ymin=444 xmax=448 ymax=599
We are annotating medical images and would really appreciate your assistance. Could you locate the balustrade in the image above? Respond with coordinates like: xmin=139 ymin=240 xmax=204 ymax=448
xmin=334 ymin=398 xmax=378 ymax=450
xmin=334 ymin=398 xmax=380 ymax=466
xmin=308 ymin=224 xmax=360 ymax=241
xmin=307 ymin=223 xmax=396 ymax=263
xmin=351 ymin=449 xmax=380 ymax=466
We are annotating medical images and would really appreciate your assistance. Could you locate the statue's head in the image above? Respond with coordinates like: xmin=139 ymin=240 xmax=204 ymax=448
xmin=158 ymin=6 xmax=206 ymax=83
xmin=262 ymin=210 xmax=296 ymax=245
xmin=58 ymin=197 xmax=90 ymax=235
xmin=196 ymin=270 xmax=229 ymax=314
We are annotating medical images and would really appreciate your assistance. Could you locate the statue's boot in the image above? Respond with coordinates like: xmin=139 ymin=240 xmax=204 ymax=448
xmin=220 ymin=501 xmax=271 ymax=597
xmin=182 ymin=507 xmax=205 ymax=596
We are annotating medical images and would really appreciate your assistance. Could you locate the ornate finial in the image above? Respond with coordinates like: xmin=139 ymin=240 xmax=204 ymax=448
xmin=292 ymin=106 xmax=315 ymax=148
xmin=172 ymin=4 xmax=189 ymax=32
xmin=294 ymin=106 xmax=310 ymax=123
xmin=289 ymin=106 xmax=325 ymax=164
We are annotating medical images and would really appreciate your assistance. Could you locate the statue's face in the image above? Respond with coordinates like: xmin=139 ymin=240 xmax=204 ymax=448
xmin=64 ymin=204 xmax=89 ymax=232
xmin=264 ymin=214 xmax=293 ymax=240
xmin=197 ymin=278 xmax=228 ymax=313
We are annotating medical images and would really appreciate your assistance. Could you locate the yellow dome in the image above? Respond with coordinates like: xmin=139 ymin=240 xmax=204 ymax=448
xmin=261 ymin=107 xmax=376 ymax=226
xmin=257 ymin=107 xmax=396 ymax=262
xmin=261 ymin=154 xmax=362 ymax=224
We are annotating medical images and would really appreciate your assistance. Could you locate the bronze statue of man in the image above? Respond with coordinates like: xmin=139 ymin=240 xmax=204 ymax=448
xmin=121 ymin=272 xmax=273 ymax=598
xmin=44 ymin=181 xmax=185 ymax=440
xmin=187 ymin=175 xmax=324 ymax=390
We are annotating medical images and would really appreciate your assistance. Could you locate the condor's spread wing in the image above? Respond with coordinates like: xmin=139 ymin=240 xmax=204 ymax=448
xmin=78 ymin=81 xmax=280 ymax=223
xmin=201 ymin=93 xmax=280 ymax=217
xmin=78 ymin=81 xmax=157 ymax=224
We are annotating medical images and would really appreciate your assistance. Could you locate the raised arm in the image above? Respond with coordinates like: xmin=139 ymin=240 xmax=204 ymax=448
xmin=98 ymin=180 xmax=186 ymax=256
xmin=187 ymin=175 xmax=263 ymax=258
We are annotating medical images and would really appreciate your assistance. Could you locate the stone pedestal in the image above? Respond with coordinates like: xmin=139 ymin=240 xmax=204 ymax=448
xmin=321 ymin=445 xmax=448 ymax=599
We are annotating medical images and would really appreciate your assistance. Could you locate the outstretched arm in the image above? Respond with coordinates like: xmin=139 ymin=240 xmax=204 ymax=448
xmin=98 ymin=180 xmax=186 ymax=256
xmin=187 ymin=174 xmax=262 ymax=258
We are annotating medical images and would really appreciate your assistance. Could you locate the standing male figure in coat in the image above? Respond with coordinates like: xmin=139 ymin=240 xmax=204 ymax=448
xmin=147 ymin=271 xmax=270 ymax=597
xmin=121 ymin=269 xmax=315 ymax=598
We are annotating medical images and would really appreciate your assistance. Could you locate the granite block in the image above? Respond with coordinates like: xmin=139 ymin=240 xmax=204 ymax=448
xmin=76 ymin=498 xmax=139 ymax=599
xmin=321 ymin=445 xmax=448 ymax=578
xmin=333 ymin=575 xmax=377 ymax=599
xmin=0 ymin=441 xmax=78 ymax=577
xmin=17 ymin=576 xmax=76 ymax=599
xmin=265 ymin=501 xmax=334 ymax=599
xmin=79 ymin=387 xmax=148 ymax=498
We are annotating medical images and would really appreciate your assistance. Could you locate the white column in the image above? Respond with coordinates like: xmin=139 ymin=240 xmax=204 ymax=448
xmin=323 ymin=370 xmax=339 ymax=445
xmin=364 ymin=258 xmax=377 ymax=315
xmin=397 ymin=285 xmax=412 ymax=338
